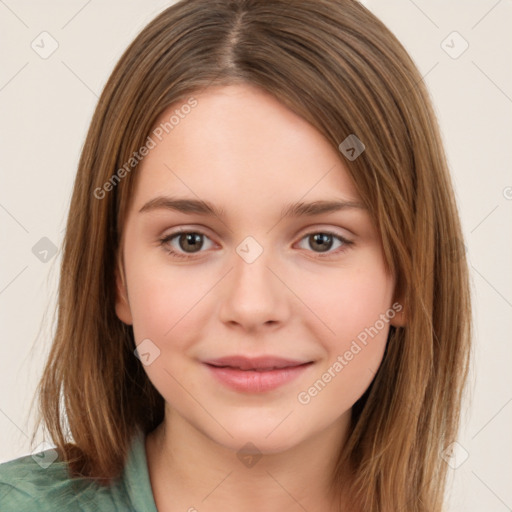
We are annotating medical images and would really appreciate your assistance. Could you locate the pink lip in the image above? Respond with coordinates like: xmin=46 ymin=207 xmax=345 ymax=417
xmin=203 ymin=355 xmax=314 ymax=393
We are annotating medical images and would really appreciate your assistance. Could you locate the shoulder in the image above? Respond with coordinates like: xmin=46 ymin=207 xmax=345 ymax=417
xmin=0 ymin=447 xmax=130 ymax=512
xmin=0 ymin=447 xmax=84 ymax=511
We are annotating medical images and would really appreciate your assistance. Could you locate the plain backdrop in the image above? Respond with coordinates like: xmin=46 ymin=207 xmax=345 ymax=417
xmin=1 ymin=1 xmax=511 ymax=510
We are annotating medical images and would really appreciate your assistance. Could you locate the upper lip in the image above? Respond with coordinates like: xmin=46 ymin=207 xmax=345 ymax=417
xmin=203 ymin=355 xmax=313 ymax=371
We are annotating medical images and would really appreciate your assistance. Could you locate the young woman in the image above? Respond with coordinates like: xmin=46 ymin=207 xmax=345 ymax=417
xmin=0 ymin=1 xmax=471 ymax=511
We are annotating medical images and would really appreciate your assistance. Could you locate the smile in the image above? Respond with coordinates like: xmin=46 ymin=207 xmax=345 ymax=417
xmin=203 ymin=357 xmax=314 ymax=393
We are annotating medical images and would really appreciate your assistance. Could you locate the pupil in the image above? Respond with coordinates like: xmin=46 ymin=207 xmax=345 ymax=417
xmin=180 ymin=233 xmax=203 ymax=252
xmin=311 ymin=233 xmax=332 ymax=252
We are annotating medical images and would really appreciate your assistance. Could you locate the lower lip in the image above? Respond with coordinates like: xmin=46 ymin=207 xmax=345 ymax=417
xmin=204 ymin=363 xmax=313 ymax=393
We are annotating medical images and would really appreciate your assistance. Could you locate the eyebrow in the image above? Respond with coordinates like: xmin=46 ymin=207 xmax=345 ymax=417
xmin=138 ymin=196 xmax=366 ymax=218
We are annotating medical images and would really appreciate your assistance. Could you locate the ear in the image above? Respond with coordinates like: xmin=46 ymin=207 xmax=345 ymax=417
xmin=389 ymin=296 xmax=406 ymax=328
xmin=390 ymin=307 xmax=406 ymax=327
xmin=115 ymin=257 xmax=133 ymax=326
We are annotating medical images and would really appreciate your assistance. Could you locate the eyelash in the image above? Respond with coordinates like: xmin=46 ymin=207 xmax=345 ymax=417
xmin=158 ymin=229 xmax=354 ymax=261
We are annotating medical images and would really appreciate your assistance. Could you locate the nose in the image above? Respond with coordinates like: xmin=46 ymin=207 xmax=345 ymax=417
xmin=218 ymin=242 xmax=290 ymax=332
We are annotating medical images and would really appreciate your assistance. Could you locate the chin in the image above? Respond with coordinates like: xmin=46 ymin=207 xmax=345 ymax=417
xmin=206 ymin=420 xmax=304 ymax=455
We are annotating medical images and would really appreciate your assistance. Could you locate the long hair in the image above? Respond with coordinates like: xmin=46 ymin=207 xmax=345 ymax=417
xmin=29 ymin=1 xmax=472 ymax=510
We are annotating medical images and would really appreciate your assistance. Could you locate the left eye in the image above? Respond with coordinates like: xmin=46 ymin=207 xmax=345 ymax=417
xmin=296 ymin=232 xmax=351 ymax=255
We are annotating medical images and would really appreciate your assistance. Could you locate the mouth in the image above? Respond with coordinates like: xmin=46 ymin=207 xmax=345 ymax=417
xmin=202 ymin=356 xmax=314 ymax=393
xmin=203 ymin=355 xmax=313 ymax=371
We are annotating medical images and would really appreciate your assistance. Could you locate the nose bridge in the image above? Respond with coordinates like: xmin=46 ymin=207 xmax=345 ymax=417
xmin=232 ymin=234 xmax=277 ymax=296
xmin=218 ymin=234 xmax=289 ymax=327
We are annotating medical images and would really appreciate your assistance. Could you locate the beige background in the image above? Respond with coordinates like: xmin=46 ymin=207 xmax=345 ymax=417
xmin=1 ymin=1 xmax=511 ymax=510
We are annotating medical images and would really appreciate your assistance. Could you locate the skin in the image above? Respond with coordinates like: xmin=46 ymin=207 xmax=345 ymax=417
xmin=115 ymin=83 xmax=405 ymax=512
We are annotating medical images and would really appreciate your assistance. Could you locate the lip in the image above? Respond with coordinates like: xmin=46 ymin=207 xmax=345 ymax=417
xmin=204 ymin=355 xmax=312 ymax=370
xmin=203 ymin=355 xmax=314 ymax=393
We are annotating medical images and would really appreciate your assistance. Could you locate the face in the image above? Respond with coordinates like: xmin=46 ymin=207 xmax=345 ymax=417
xmin=115 ymin=83 xmax=404 ymax=454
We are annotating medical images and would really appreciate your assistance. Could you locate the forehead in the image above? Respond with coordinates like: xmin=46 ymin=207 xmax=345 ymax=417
xmin=132 ymin=84 xmax=361 ymax=210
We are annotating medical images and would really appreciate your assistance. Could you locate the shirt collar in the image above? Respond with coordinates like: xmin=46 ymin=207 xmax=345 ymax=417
xmin=123 ymin=427 xmax=159 ymax=512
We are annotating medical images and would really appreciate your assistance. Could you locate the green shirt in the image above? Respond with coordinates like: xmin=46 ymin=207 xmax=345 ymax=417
xmin=0 ymin=428 xmax=158 ymax=511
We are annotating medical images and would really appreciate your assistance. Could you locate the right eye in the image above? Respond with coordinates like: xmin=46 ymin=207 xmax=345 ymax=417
xmin=159 ymin=230 xmax=216 ymax=259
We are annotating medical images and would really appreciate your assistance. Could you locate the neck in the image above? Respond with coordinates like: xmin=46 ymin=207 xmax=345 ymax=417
xmin=145 ymin=407 xmax=353 ymax=512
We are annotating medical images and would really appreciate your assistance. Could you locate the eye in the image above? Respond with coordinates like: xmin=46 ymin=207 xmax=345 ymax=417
xmin=296 ymin=231 xmax=353 ymax=257
xmin=159 ymin=229 xmax=353 ymax=261
xmin=159 ymin=230 xmax=215 ymax=260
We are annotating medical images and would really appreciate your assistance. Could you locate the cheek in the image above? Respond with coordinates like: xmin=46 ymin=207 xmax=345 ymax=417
xmin=288 ymin=264 xmax=395 ymax=437
xmin=291 ymin=253 xmax=393 ymax=396
xmin=124 ymin=244 xmax=213 ymax=342
xmin=293 ymin=254 xmax=394 ymax=344
xmin=124 ymin=254 xmax=211 ymax=398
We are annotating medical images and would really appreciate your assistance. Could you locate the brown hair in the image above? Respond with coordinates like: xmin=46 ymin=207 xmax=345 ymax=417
xmin=29 ymin=1 xmax=472 ymax=510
